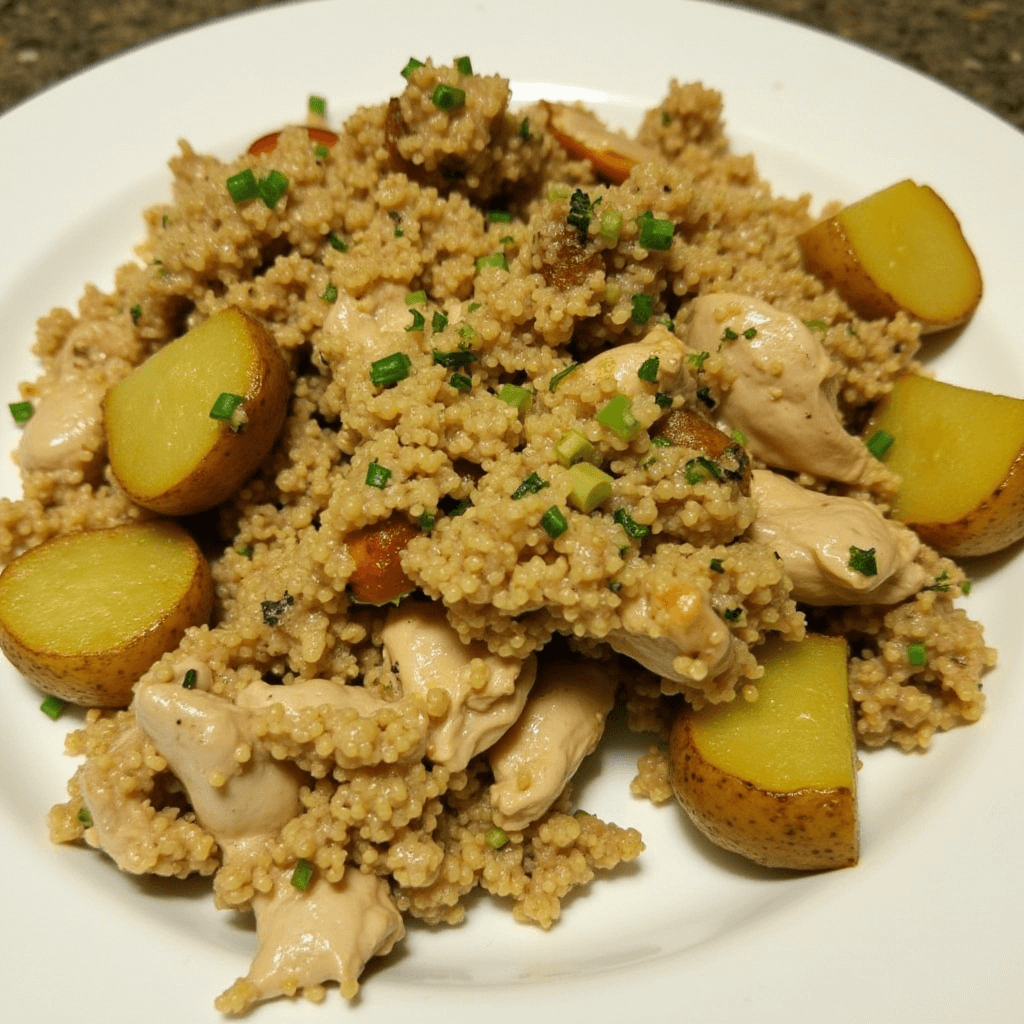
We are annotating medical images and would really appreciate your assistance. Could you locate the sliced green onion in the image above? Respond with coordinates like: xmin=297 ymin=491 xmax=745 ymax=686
xmin=370 ymin=351 xmax=412 ymax=387
xmin=540 ymin=505 xmax=569 ymax=538
xmin=366 ymin=461 xmax=392 ymax=489
xmin=455 ymin=55 xmax=473 ymax=75
xmin=613 ymin=507 xmax=650 ymax=539
xmin=709 ymin=557 xmax=725 ymax=573
xmin=418 ymin=511 xmax=436 ymax=532
xmin=485 ymin=825 xmax=509 ymax=849
xmin=548 ymin=363 xmax=581 ymax=392
xmin=209 ymin=392 xmax=246 ymax=429
xmin=433 ymin=349 xmax=475 ymax=369
xmin=328 ymin=232 xmax=348 ymax=252
xmin=308 ymin=95 xmax=327 ymax=116
xmin=907 ymin=642 xmax=927 ymax=667
xmin=406 ymin=308 xmax=426 ymax=332
xmin=597 ymin=394 xmax=643 ymax=441
xmin=636 ymin=210 xmax=674 ymax=250
xmin=449 ymin=372 xmax=472 ymax=391
xmin=804 ymin=318 xmax=829 ymax=332
xmin=498 ymin=384 xmax=532 ymax=413
xmin=8 ymin=400 xmax=33 ymax=424
xmin=637 ymin=356 xmax=660 ymax=383
xmin=848 ymin=545 xmax=878 ymax=577
xmin=257 ymin=170 xmax=289 ymax=209
xmin=554 ymin=429 xmax=596 ymax=468
xmin=182 ymin=669 xmax=198 ymax=690
xmin=511 ymin=472 xmax=549 ymax=500
xmin=730 ymin=428 xmax=747 ymax=446
xmin=475 ymin=252 xmax=509 ymax=272
xmin=40 ymin=695 xmax=67 ymax=720
xmin=568 ymin=463 xmax=613 ymax=513
xmin=867 ymin=429 xmax=895 ymax=459
xmin=631 ymin=294 xmax=654 ymax=325
xmin=684 ymin=456 xmax=724 ymax=484
xmin=600 ymin=208 xmax=622 ymax=243
xmin=405 ymin=289 xmax=427 ymax=306
xmin=290 ymin=858 xmax=315 ymax=891
xmin=432 ymin=310 xmax=449 ymax=333
xmin=431 ymin=83 xmax=466 ymax=110
xmin=401 ymin=57 xmax=424 ymax=78
xmin=226 ymin=168 xmax=258 ymax=203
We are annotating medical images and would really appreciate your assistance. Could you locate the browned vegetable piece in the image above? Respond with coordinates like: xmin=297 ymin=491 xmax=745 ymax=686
xmin=0 ymin=521 xmax=213 ymax=707
xmin=543 ymin=102 xmax=659 ymax=184
xmin=346 ymin=517 xmax=419 ymax=605
xmin=657 ymin=408 xmax=733 ymax=457
xmin=248 ymin=126 xmax=339 ymax=155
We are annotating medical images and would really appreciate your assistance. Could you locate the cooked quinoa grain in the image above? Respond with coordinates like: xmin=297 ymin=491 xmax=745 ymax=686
xmin=0 ymin=59 xmax=997 ymax=1013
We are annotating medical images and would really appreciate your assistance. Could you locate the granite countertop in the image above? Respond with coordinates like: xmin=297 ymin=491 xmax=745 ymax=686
xmin=1 ymin=0 xmax=1022 ymax=130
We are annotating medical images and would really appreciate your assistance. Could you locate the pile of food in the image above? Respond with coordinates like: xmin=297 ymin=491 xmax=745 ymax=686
xmin=1 ymin=57 xmax=1020 ymax=1013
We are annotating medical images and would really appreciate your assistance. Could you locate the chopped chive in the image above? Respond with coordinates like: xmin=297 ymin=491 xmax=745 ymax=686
xmin=511 ymin=472 xmax=549 ymax=500
xmin=418 ymin=511 xmax=436 ymax=532
xmin=370 ymin=352 xmax=412 ymax=387
xmin=455 ymin=55 xmax=473 ymax=75
xmin=327 ymin=233 xmax=348 ymax=252
xmin=597 ymin=394 xmax=643 ymax=441
xmin=637 ymin=356 xmax=660 ymax=383
xmin=235 ymin=543 xmax=254 ymax=558
xmin=961 ymin=580 xmax=972 ymax=596
xmin=548 ymin=363 xmax=581 ymax=392
xmin=568 ymin=463 xmax=613 ymax=513
xmin=431 ymin=83 xmax=466 ymax=110
xmin=475 ymin=252 xmax=509 ymax=272
xmin=432 ymin=310 xmax=449 ymax=333
xmin=226 ymin=168 xmax=258 ymax=203
xmin=366 ymin=461 xmax=392 ymax=489
xmin=554 ymin=429 xmax=596 ymax=468
xmin=485 ymin=825 xmax=509 ymax=849
xmin=432 ymin=349 xmax=475 ymax=369
xmin=730 ymin=428 xmax=747 ymax=446
xmin=848 ymin=546 xmax=878 ymax=577
xmin=724 ymin=607 xmax=743 ymax=622
xmin=487 ymin=209 xmax=512 ymax=224
xmin=613 ymin=507 xmax=650 ymax=539
xmin=257 ymin=169 xmax=289 ymax=208
xmin=290 ymin=858 xmax=315 ymax=891
xmin=497 ymin=384 xmax=532 ymax=413
xmin=130 ymin=304 xmax=142 ymax=324
xmin=401 ymin=57 xmax=425 ymax=78
xmin=40 ymin=695 xmax=66 ymax=720
xmin=320 ymin=283 xmax=338 ymax=303
xmin=636 ymin=210 xmax=674 ymax=250
xmin=308 ymin=95 xmax=327 ymax=116
xmin=76 ymin=807 xmax=93 ymax=827
xmin=518 ymin=118 xmax=532 ymax=141
xmin=8 ymin=400 xmax=33 ymax=424
xmin=709 ymin=557 xmax=725 ymax=573
xmin=209 ymin=392 xmax=246 ymax=429
xmin=406 ymin=308 xmax=426 ymax=332
xmin=907 ymin=642 xmax=927 ymax=667
xmin=449 ymin=372 xmax=472 ymax=391
xmin=866 ymin=429 xmax=894 ymax=459
xmin=405 ymin=289 xmax=427 ymax=306
xmin=448 ymin=498 xmax=470 ymax=517
xmin=540 ymin=505 xmax=569 ymax=538
xmin=631 ymin=294 xmax=654 ymax=325
xmin=182 ymin=669 xmax=198 ymax=690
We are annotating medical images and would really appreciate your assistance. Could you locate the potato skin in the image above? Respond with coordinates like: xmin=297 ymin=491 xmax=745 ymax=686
xmin=105 ymin=307 xmax=290 ymax=517
xmin=668 ymin=711 xmax=858 ymax=871
xmin=0 ymin=522 xmax=213 ymax=708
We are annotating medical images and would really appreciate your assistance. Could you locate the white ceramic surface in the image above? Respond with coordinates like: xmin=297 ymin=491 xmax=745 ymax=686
xmin=1 ymin=2 xmax=1021 ymax=1022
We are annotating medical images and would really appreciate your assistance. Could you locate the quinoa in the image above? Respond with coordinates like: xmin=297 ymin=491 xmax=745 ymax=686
xmin=0 ymin=58 xmax=997 ymax=1012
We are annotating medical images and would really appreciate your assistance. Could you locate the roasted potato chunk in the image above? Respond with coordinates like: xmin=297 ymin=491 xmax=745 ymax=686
xmin=669 ymin=634 xmax=858 ymax=871
xmin=0 ymin=521 xmax=213 ymax=707
xmin=865 ymin=374 xmax=1024 ymax=557
xmin=104 ymin=306 xmax=290 ymax=516
xmin=798 ymin=179 xmax=982 ymax=333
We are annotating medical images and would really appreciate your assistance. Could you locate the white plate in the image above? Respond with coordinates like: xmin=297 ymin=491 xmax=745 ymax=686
xmin=1 ymin=2 xmax=1022 ymax=1022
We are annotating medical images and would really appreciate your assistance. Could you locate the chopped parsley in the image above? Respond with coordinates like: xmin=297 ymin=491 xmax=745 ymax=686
xmin=512 ymin=473 xmax=550 ymax=500
xmin=848 ymin=546 xmax=878 ymax=577
xmin=261 ymin=592 xmax=294 ymax=626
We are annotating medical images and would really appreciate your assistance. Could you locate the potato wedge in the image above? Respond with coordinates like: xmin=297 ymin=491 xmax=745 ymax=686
xmin=104 ymin=306 xmax=290 ymax=516
xmin=0 ymin=521 xmax=213 ymax=707
xmin=345 ymin=517 xmax=419 ymax=605
xmin=865 ymin=374 xmax=1024 ymax=557
xmin=797 ymin=179 xmax=982 ymax=333
xmin=669 ymin=634 xmax=858 ymax=871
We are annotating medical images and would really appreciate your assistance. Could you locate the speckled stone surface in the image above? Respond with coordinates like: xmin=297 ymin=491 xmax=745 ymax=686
xmin=1 ymin=0 xmax=1021 ymax=128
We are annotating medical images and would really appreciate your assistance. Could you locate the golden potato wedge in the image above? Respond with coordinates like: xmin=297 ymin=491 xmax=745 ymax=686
xmin=669 ymin=634 xmax=857 ymax=871
xmin=865 ymin=374 xmax=1024 ymax=557
xmin=345 ymin=516 xmax=419 ymax=605
xmin=797 ymin=179 xmax=982 ymax=333
xmin=104 ymin=306 xmax=290 ymax=516
xmin=0 ymin=521 xmax=213 ymax=707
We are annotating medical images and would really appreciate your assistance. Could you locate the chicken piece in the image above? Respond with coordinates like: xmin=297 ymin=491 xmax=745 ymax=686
xmin=216 ymin=866 xmax=404 ymax=1012
xmin=685 ymin=293 xmax=873 ymax=484
xmin=319 ymin=282 xmax=416 ymax=366
xmin=578 ymin=323 xmax=690 ymax=399
xmin=489 ymin=659 xmax=616 ymax=830
xmin=748 ymin=469 xmax=927 ymax=605
xmin=380 ymin=600 xmax=536 ymax=770
xmin=17 ymin=372 xmax=107 ymax=477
